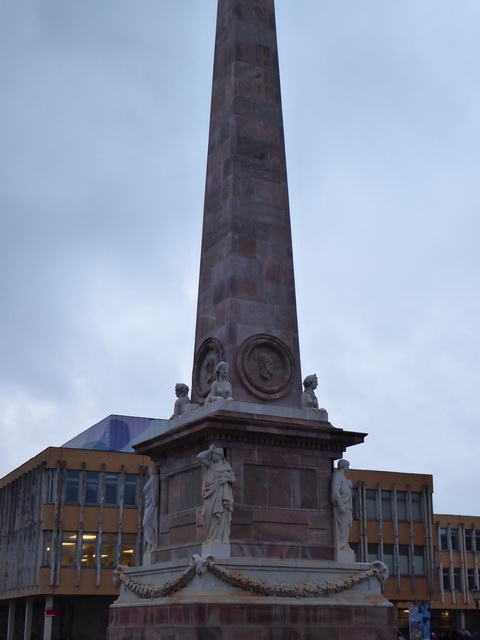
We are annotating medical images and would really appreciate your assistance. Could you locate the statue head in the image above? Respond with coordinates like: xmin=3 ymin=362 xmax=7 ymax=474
xmin=209 ymin=444 xmax=225 ymax=462
xmin=303 ymin=374 xmax=318 ymax=390
xmin=337 ymin=459 xmax=350 ymax=471
xmin=175 ymin=383 xmax=189 ymax=397
xmin=215 ymin=361 xmax=229 ymax=379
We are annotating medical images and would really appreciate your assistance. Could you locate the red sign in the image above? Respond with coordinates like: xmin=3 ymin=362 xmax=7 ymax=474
xmin=44 ymin=609 xmax=57 ymax=617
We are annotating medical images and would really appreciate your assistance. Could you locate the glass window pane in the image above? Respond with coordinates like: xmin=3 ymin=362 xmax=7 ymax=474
xmin=366 ymin=490 xmax=377 ymax=520
xmin=450 ymin=529 xmax=458 ymax=551
xmin=399 ymin=545 xmax=409 ymax=575
xmin=439 ymin=528 xmax=448 ymax=550
xmin=65 ymin=470 xmax=80 ymax=504
xmin=105 ymin=474 xmax=118 ymax=506
xmin=465 ymin=530 xmax=473 ymax=552
xmin=453 ymin=568 xmax=462 ymax=590
xmin=43 ymin=531 xmax=53 ymax=566
xmin=101 ymin=533 xmax=116 ymax=567
xmin=413 ymin=546 xmax=425 ymax=575
xmin=81 ymin=533 xmax=97 ymax=567
xmin=396 ymin=492 xmax=407 ymax=521
xmin=367 ymin=543 xmax=378 ymax=564
xmin=85 ymin=472 xmax=99 ymax=505
xmin=120 ymin=534 xmax=136 ymax=566
xmin=383 ymin=544 xmax=395 ymax=576
xmin=123 ymin=475 xmax=137 ymax=507
xmin=411 ymin=493 xmax=422 ymax=521
xmin=61 ymin=532 xmax=77 ymax=566
xmin=381 ymin=491 xmax=392 ymax=521
xmin=442 ymin=569 xmax=451 ymax=590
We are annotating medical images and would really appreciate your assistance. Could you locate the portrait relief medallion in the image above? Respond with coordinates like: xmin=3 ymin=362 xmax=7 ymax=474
xmin=237 ymin=334 xmax=294 ymax=400
xmin=193 ymin=338 xmax=223 ymax=400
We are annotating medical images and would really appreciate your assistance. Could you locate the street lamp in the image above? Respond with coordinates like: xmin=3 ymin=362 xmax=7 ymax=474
xmin=472 ymin=585 xmax=480 ymax=610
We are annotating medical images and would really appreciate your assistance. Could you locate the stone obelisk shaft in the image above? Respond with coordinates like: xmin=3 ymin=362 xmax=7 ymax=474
xmin=192 ymin=0 xmax=301 ymax=407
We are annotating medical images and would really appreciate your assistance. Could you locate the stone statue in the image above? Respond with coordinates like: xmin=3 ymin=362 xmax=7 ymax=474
xmin=142 ymin=466 xmax=160 ymax=553
xmin=331 ymin=459 xmax=353 ymax=551
xmin=197 ymin=444 xmax=236 ymax=544
xmin=169 ymin=383 xmax=198 ymax=419
xmin=205 ymin=361 xmax=233 ymax=403
xmin=301 ymin=374 xmax=326 ymax=411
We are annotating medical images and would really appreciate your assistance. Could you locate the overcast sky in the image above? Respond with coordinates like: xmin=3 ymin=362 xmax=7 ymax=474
xmin=1 ymin=1 xmax=479 ymax=516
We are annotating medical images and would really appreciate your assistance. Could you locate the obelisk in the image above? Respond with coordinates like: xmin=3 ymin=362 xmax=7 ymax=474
xmin=192 ymin=0 xmax=302 ymax=407
xmin=109 ymin=3 xmax=396 ymax=637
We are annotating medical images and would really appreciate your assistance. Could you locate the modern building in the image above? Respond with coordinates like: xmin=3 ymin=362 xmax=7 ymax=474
xmin=0 ymin=444 xmax=151 ymax=640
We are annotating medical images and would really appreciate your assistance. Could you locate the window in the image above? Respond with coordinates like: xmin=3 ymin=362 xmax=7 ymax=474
xmin=65 ymin=470 xmax=81 ymax=504
xmin=439 ymin=528 xmax=448 ymax=550
xmin=351 ymin=488 xmax=359 ymax=520
xmin=43 ymin=531 xmax=53 ymax=566
xmin=119 ymin=534 xmax=136 ymax=566
xmin=61 ymin=532 xmax=78 ymax=566
xmin=450 ymin=529 xmax=459 ymax=551
xmin=442 ymin=568 xmax=451 ymax=591
xmin=467 ymin=569 xmax=478 ymax=591
xmin=85 ymin=472 xmax=99 ymax=505
xmin=381 ymin=491 xmax=392 ymax=521
xmin=367 ymin=543 xmax=378 ymax=564
xmin=365 ymin=490 xmax=377 ymax=520
xmin=123 ymin=475 xmax=138 ymax=507
xmin=411 ymin=493 xmax=422 ymax=522
xmin=105 ymin=474 xmax=119 ymax=506
xmin=80 ymin=533 xmax=97 ymax=567
xmin=453 ymin=568 xmax=462 ymax=591
xmin=396 ymin=492 xmax=407 ymax=521
xmin=475 ymin=531 xmax=480 ymax=552
xmin=465 ymin=530 xmax=473 ymax=552
xmin=399 ymin=545 xmax=409 ymax=575
xmin=101 ymin=534 xmax=117 ymax=567
xmin=413 ymin=546 xmax=425 ymax=576
xmin=383 ymin=544 xmax=394 ymax=576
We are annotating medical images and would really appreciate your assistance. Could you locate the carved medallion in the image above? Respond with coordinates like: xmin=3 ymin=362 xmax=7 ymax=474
xmin=193 ymin=338 xmax=223 ymax=400
xmin=237 ymin=334 xmax=294 ymax=400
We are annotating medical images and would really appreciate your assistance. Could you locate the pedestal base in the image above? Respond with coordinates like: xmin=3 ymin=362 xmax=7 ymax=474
xmin=108 ymin=557 xmax=396 ymax=639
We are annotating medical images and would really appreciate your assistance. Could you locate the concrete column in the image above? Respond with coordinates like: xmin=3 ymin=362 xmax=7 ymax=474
xmin=43 ymin=595 xmax=54 ymax=640
xmin=7 ymin=600 xmax=15 ymax=640
xmin=24 ymin=598 xmax=33 ymax=640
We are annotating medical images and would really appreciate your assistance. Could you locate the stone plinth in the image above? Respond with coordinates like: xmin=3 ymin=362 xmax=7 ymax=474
xmin=108 ymin=557 xmax=396 ymax=639
xmin=133 ymin=403 xmax=365 ymax=564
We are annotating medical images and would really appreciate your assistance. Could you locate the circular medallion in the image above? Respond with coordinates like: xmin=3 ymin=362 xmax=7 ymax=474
xmin=193 ymin=338 xmax=223 ymax=400
xmin=237 ymin=334 xmax=294 ymax=400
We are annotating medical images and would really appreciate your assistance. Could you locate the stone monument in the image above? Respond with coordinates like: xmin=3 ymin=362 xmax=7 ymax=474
xmin=108 ymin=1 xmax=396 ymax=638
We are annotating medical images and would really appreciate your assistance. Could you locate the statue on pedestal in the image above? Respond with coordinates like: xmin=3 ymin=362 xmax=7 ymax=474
xmin=301 ymin=374 xmax=325 ymax=410
xmin=205 ymin=361 xmax=233 ymax=403
xmin=169 ymin=383 xmax=198 ymax=419
xmin=197 ymin=444 xmax=236 ymax=543
xmin=331 ymin=459 xmax=353 ymax=551
xmin=142 ymin=466 xmax=160 ymax=553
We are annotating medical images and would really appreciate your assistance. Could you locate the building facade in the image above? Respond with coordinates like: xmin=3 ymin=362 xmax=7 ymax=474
xmin=0 ymin=447 xmax=151 ymax=640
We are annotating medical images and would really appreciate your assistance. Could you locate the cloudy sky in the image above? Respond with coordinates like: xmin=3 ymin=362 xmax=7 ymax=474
xmin=1 ymin=1 xmax=479 ymax=516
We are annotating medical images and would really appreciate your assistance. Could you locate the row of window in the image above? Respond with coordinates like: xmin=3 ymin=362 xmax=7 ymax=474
xmin=352 ymin=543 xmax=426 ymax=576
xmin=438 ymin=528 xmax=480 ymax=553
xmin=352 ymin=489 xmax=423 ymax=522
xmin=442 ymin=568 xmax=480 ymax=592
xmin=43 ymin=531 xmax=137 ymax=568
xmin=47 ymin=470 xmax=140 ymax=507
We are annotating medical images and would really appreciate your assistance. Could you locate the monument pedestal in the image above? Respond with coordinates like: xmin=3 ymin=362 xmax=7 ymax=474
xmin=108 ymin=404 xmax=395 ymax=639
xmin=109 ymin=556 xmax=395 ymax=639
